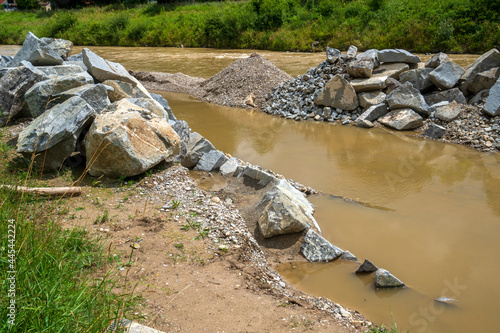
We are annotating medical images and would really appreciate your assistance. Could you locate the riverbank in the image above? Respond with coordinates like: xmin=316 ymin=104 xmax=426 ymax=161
xmin=1 ymin=0 xmax=498 ymax=53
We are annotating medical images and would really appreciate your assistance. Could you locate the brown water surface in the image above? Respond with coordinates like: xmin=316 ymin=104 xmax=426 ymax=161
xmin=1 ymin=44 xmax=496 ymax=332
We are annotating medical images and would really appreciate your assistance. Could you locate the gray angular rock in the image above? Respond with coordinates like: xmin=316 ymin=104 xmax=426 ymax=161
xmin=346 ymin=45 xmax=358 ymax=60
xmin=321 ymin=107 xmax=332 ymax=118
xmin=63 ymin=60 xmax=88 ymax=72
xmin=434 ymin=101 xmax=461 ymax=121
xmin=194 ymin=150 xmax=228 ymax=172
xmin=17 ymin=96 xmax=95 ymax=170
xmin=434 ymin=297 xmax=459 ymax=306
xmin=82 ymin=48 xmax=151 ymax=98
xmin=67 ymin=53 xmax=83 ymax=61
xmin=358 ymin=91 xmax=386 ymax=109
xmin=372 ymin=62 xmax=409 ymax=79
xmin=151 ymin=93 xmax=177 ymax=122
xmin=347 ymin=59 xmax=373 ymax=78
xmin=467 ymin=67 xmax=500 ymax=94
xmin=399 ymin=68 xmax=434 ymax=92
xmin=53 ymin=84 xmax=110 ymax=114
xmin=40 ymin=37 xmax=73 ymax=60
xmin=242 ymin=166 xmax=276 ymax=187
xmin=33 ymin=64 xmax=86 ymax=79
xmin=424 ymin=88 xmax=466 ymax=106
xmin=8 ymin=32 xmax=64 ymax=67
xmin=384 ymin=77 xmax=402 ymax=94
xmin=484 ymin=78 xmax=500 ymax=116
xmin=378 ymin=49 xmax=421 ymax=64
xmin=423 ymin=123 xmax=446 ymax=139
xmin=386 ymin=82 xmax=430 ymax=115
xmin=425 ymin=53 xmax=450 ymax=68
xmin=326 ymin=47 xmax=342 ymax=64
xmin=355 ymin=118 xmax=374 ymax=128
xmin=315 ymin=75 xmax=358 ymax=110
xmin=468 ymin=89 xmax=489 ymax=105
xmin=182 ymin=132 xmax=216 ymax=168
xmin=0 ymin=55 xmax=12 ymax=69
xmin=356 ymin=49 xmax=380 ymax=67
xmin=0 ymin=66 xmax=42 ymax=126
xmin=378 ymin=109 xmax=423 ymax=130
xmin=171 ymin=120 xmax=190 ymax=158
xmin=340 ymin=251 xmax=358 ymax=261
xmin=356 ymin=259 xmax=378 ymax=273
xmin=220 ymin=157 xmax=239 ymax=176
xmin=300 ymin=229 xmax=343 ymax=262
xmin=429 ymin=61 xmax=465 ymax=90
xmin=102 ymin=80 xmax=134 ymax=102
xmin=84 ymin=107 xmax=180 ymax=178
xmin=25 ymin=72 xmax=94 ymax=118
xmin=357 ymin=103 xmax=388 ymax=122
xmin=460 ymin=49 xmax=500 ymax=84
xmin=351 ymin=76 xmax=388 ymax=92
xmin=374 ymin=269 xmax=405 ymax=288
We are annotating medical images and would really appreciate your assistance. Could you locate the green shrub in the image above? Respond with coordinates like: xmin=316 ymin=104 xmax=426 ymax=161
xmin=44 ymin=12 xmax=78 ymax=38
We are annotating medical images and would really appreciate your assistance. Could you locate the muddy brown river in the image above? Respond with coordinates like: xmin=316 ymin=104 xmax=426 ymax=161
xmin=1 ymin=45 xmax=496 ymax=332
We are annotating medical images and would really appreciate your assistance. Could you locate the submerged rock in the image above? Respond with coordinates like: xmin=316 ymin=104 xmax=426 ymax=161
xmin=434 ymin=297 xmax=459 ymax=306
xmin=300 ymin=229 xmax=343 ymax=262
xmin=355 ymin=259 xmax=378 ymax=273
xmin=374 ymin=269 xmax=405 ymax=288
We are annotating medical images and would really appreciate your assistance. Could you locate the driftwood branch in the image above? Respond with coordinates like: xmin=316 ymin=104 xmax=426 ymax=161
xmin=0 ymin=185 xmax=82 ymax=197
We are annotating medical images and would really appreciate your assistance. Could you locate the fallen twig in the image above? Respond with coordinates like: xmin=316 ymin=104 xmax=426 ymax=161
xmin=0 ymin=185 xmax=82 ymax=197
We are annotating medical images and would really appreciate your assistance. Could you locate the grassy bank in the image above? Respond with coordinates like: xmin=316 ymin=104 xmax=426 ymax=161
xmin=0 ymin=131 xmax=140 ymax=332
xmin=0 ymin=0 xmax=498 ymax=53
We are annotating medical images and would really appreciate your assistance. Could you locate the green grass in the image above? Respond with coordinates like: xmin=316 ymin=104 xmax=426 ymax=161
xmin=0 ymin=131 xmax=141 ymax=332
xmin=0 ymin=0 xmax=498 ymax=53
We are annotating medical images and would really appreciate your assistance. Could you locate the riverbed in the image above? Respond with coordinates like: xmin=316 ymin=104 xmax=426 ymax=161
xmin=1 ymin=45 xmax=497 ymax=332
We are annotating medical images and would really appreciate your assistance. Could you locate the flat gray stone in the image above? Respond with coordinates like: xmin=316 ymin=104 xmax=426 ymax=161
xmin=484 ymin=77 xmax=500 ymax=116
xmin=242 ymin=166 xmax=276 ymax=187
xmin=378 ymin=49 xmax=421 ymax=64
xmin=378 ymin=109 xmax=423 ymax=130
xmin=399 ymin=68 xmax=434 ymax=92
xmin=220 ymin=157 xmax=239 ymax=176
xmin=182 ymin=132 xmax=216 ymax=168
xmin=425 ymin=52 xmax=450 ymax=68
xmin=386 ymin=81 xmax=430 ymax=115
xmin=434 ymin=101 xmax=461 ymax=121
xmin=358 ymin=91 xmax=386 ymax=109
xmin=424 ymin=88 xmax=466 ymax=106
xmin=351 ymin=76 xmax=388 ymax=92
xmin=33 ymin=64 xmax=85 ymax=80
xmin=0 ymin=66 xmax=43 ymax=126
xmin=194 ymin=150 xmax=228 ymax=172
xmin=423 ymin=123 xmax=446 ymax=139
xmin=372 ymin=62 xmax=409 ymax=79
xmin=374 ymin=269 xmax=405 ymax=288
xmin=357 ymin=103 xmax=388 ymax=122
xmin=25 ymin=72 xmax=94 ymax=118
xmin=356 ymin=259 xmax=378 ymax=273
xmin=429 ymin=61 xmax=465 ymax=90
xmin=356 ymin=49 xmax=380 ymax=67
xmin=300 ymin=229 xmax=343 ymax=262
xmin=347 ymin=59 xmax=373 ymax=78
xmin=315 ymin=75 xmax=359 ymax=110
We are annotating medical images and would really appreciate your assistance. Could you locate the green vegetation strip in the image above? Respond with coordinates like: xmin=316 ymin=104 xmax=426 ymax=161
xmin=0 ymin=133 xmax=139 ymax=332
xmin=1 ymin=0 xmax=498 ymax=53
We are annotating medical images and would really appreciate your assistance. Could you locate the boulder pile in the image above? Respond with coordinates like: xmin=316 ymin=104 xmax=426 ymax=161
xmin=262 ymin=47 xmax=500 ymax=152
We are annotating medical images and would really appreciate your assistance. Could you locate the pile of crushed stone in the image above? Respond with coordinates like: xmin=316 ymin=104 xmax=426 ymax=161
xmin=198 ymin=52 xmax=292 ymax=108
xmin=131 ymin=53 xmax=292 ymax=109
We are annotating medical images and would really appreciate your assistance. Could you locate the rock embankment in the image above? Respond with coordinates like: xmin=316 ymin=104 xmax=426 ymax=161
xmin=261 ymin=47 xmax=500 ymax=153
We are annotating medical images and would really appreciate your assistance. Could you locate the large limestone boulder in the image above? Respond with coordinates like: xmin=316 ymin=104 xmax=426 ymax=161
xmin=425 ymin=52 xmax=450 ymax=68
xmin=351 ymin=76 xmax=388 ymax=92
xmin=358 ymin=91 xmax=386 ymax=109
xmin=484 ymin=78 xmax=500 ymax=116
xmin=378 ymin=49 xmax=421 ymax=64
xmin=8 ymin=32 xmax=64 ymax=67
xmin=82 ymin=48 xmax=151 ymax=98
xmin=84 ymin=108 xmax=180 ymax=178
xmin=315 ymin=75 xmax=358 ymax=110
xmin=17 ymin=96 xmax=95 ymax=170
xmin=424 ymin=88 xmax=466 ymax=106
xmin=356 ymin=49 xmax=380 ymax=67
xmin=374 ymin=269 xmax=405 ymax=288
xmin=0 ymin=66 xmax=43 ymax=126
xmin=53 ymin=84 xmax=110 ymax=114
xmin=378 ymin=109 xmax=423 ymax=130
xmin=399 ymin=68 xmax=434 ymax=92
xmin=347 ymin=59 xmax=374 ymax=78
xmin=386 ymin=81 xmax=430 ymax=115
xmin=24 ymin=72 xmax=94 ymax=118
xmin=300 ymin=229 xmax=343 ymax=262
xmin=372 ymin=63 xmax=409 ymax=79
xmin=258 ymin=179 xmax=320 ymax=238
xmin=429 ymin=61 xmax=465 ymax=90
xmin=182 ymin=132 xmax=216 ymax=168
xmin=467 ymin=68 xmax=500 ymax=94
